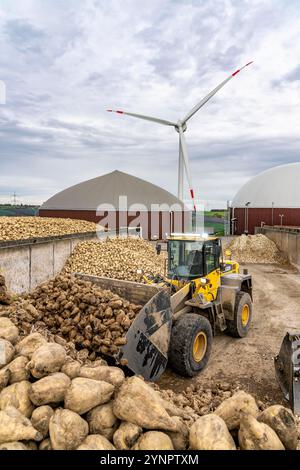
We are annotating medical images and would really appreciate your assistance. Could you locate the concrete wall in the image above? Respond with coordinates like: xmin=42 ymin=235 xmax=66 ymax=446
xmin=257 ymin=226 xmax=300 ymax=267
xmin=0 ymin=232 xmax=98 ymax=294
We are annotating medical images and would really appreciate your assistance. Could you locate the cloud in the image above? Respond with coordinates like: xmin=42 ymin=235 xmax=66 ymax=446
xmin=283 ymin=64 xmax=300 ymax=83
xmin=4 ymin=19 xmax=45 ymax=53
xmin=0 ymin=0 xmax=300 ymax=207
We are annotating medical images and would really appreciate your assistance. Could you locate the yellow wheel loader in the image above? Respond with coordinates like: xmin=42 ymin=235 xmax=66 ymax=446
xmin=150 ymin=234 xmax=253 ymax=377
xmin=76 ymin=234 xmax=253 ymax=381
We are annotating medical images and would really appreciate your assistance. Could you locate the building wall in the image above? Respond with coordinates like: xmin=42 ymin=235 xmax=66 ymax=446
xmin=39 ymin=209 xmax=189 ymax=240
xmin=232 ymin=208 xmax=300 ymax=234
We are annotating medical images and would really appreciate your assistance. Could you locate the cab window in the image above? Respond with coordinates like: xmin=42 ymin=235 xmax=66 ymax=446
xmin=168 ymin=240 xmax=204 ymax=279
xmin=204 ymin=240 xmax=220 ymax=275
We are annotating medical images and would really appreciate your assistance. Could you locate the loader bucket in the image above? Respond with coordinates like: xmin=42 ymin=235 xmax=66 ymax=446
xmin=119 ymin=289 xmax=172 ymax=382
xmin=74 ymin=274 xmax=172 ymax=382
xmin=274 ymin=332 xmax=300 ymax=415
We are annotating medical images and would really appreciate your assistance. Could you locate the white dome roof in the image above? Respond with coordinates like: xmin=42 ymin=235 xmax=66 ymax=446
xmin=232 ymin=163 xmax=300 ymax=208
xmin=41 ymin=170 xmax=185 ymax=211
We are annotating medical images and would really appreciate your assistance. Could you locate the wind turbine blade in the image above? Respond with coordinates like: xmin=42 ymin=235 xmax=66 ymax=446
xmin=107 ymin=109 xmax=176 ymax=127
xmin=178 ymin=141 xmax=184 ymax=201
xmin=182 ymin=61 xmax=253 ymax=123
xmin=178 ymin=128 xmax=196 ymax=211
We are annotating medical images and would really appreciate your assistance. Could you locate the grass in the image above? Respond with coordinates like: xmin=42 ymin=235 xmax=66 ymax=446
xmin=206 ymin=222 xmax=225 ymax=235
xmin=204 ymin=210 xmax=227 ymax=236
xmin=0 ymin=205 xmax=38 ymax=217
xmin=204 ymin=210 xmax=226 ymax=218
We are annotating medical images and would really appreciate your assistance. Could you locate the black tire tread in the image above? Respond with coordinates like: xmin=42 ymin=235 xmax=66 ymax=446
xmin=226 ymin=291 xmax=252 ymax=338
xmin=168 ymin=313 xmax=213 ymax=377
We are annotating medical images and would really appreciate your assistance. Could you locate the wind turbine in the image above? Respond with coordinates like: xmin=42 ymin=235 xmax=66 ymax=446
xmin=108 ymin=61 xmax=253 ymax=211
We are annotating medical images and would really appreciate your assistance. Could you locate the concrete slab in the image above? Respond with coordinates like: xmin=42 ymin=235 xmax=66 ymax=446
xmin=54 ymin=239 xmax=72 ymax=273
xmin=30 ymin=243 xmax=54 ymax=289
xmin=0 ymin=246 xmax=30 ymax=294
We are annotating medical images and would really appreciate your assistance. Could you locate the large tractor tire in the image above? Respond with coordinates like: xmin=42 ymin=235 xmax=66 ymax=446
xmin=226 ymin=291 xmax=252 ymax=338
xmin=168 ymin=314 xmax=213 ymax=377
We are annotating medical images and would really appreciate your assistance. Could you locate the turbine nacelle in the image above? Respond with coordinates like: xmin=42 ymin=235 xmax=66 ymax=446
xmin=175 ymin=121 xmax=187 ymax=133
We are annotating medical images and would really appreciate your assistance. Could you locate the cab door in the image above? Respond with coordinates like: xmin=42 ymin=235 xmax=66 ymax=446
xmin=194 ymin=240 xmax=221 ymax=301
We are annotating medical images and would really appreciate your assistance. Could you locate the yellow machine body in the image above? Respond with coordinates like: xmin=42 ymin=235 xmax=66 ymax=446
xmin=164 ymin=234 xmax=239 ymax=302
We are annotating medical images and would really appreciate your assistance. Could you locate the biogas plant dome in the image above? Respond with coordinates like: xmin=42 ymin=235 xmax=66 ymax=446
xmin=232 ymin=163 xmax=300 ymax=209
xmin=40 ymin=170 xmax=185 ymax=210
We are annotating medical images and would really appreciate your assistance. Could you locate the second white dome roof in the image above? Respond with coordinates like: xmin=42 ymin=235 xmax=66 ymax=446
xmin=232 ymin=163 xmax=300 ymax=208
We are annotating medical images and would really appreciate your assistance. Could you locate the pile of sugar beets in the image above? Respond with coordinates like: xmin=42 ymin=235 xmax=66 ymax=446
xmin=4 ymin=274 xmax=142 ymax=361
xmin=0 ymin=317 xmax=299 ymax=450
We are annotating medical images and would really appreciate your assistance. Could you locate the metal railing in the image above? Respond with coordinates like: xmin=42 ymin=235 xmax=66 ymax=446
xmin=259 ymin=225 xmax=300 ymax=234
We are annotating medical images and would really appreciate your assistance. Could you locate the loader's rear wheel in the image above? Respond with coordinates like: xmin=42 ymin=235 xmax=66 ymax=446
xmin=168 ymin=314 xmax=213 ymax=377
xmin=226 ymin=291 xmax=252 ymax=338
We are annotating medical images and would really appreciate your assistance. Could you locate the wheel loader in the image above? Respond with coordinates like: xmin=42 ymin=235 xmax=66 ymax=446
xmin=76 ymin=233 xmax=253 ymax=381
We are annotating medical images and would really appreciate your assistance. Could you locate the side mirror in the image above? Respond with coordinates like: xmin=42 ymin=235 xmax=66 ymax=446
xmin=220 ymin=263 xmax=227 ymax=272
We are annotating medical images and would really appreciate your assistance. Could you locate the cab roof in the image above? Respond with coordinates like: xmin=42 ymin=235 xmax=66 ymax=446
xmin=167 ymin=233 xmax=218 ymax=242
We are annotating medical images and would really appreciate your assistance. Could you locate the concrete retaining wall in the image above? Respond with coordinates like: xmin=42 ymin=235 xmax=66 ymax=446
xmin=257 ymin=226 xmax=300 ymax=267
xmin=0 ymin=232 xmax=98 ymax=294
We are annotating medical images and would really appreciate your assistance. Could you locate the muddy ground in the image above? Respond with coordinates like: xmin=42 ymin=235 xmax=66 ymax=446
xmin=158 ymin=263 xmax=300 ymax=405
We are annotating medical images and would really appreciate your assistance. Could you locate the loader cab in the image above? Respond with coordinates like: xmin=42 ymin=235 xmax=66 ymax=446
xmin=167 ymin=234 xmax=221 ymax=281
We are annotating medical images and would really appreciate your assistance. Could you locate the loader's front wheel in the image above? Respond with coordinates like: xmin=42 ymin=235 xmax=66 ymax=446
xmin=226 ymin=291 xmax=252 ymax=338
xmin=168 ymin=314 xmax=213 ymax=377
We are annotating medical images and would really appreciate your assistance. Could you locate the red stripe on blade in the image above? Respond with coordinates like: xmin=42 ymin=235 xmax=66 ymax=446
xmin=232 ymin=69 xmax=240 ymax=77
xmin=190 ymin=189 xmax=194 ymax=199
xmin=116 ymin=110 xmax=124 ymax=114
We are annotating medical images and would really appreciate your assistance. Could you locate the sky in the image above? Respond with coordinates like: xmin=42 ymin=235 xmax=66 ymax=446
xmin=0 ymin=0 xmax=300 ymax=208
